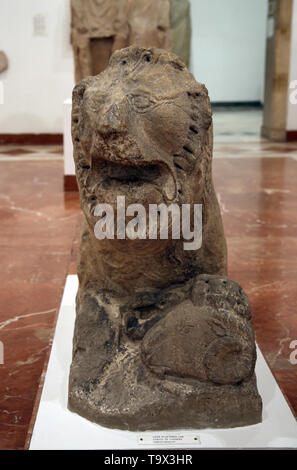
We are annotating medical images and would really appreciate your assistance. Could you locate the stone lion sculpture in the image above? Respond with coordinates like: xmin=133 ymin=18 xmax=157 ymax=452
xmin=68 ymin=46 xmax=262 ymax=430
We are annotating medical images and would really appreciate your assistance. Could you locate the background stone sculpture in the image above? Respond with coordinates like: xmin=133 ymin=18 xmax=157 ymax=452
xmin=71 ymin=0 xmax=171 ymax=83
xmin=0 ymin=51 xmax=8 ymax=73
xmin=71 ymin=0 xmax=191 ymax=82
xmin=68 ymin=46 xmax=262 ymax=430
xmin=170 ymin=0 xmax=191 ymax=67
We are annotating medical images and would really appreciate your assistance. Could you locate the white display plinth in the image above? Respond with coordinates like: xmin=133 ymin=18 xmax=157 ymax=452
xmin=29 ymin=275 xmax=297 ymax=450
xmin=63 ymin=99 xmax=74 ymax=177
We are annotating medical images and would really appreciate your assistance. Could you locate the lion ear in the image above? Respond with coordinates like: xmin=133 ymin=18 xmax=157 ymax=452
xmin=200 ymin=108 xmax=212 ymax=131
xmin=71 ymin=77 xmax=95 ymax=152
xmin=187 ymin=85 xmax=212 ymax=131
xmin=71 ymin=77 xmax=94 ymax=125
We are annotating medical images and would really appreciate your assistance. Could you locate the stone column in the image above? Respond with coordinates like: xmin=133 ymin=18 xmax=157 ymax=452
xmin=262 ymin=0 xmax=293 ymax=141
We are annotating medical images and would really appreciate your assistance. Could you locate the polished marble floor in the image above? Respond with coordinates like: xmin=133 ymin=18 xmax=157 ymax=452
xmin=0 ymin=112 xmax=297 ymax=449
xmin=213 ymin=107 xmax=263 ymax=142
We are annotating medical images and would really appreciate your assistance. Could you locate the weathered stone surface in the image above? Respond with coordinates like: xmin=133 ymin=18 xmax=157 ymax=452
xmin=141 ymin=276 xmax=256 ymax=384
xmin=71 ymin=0 xmax=171 ymax=83
xmin=68 ymin=46 xmax=262 ymax=430
xmin=0 ymin=51 xmax=8 ymax=73
xmin=170 ymin=0 xmax=191 ymax=67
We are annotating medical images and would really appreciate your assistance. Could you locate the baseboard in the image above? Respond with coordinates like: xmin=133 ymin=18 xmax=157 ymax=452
xmin=286 ymin=131 xmax=297 ymax=142
xmin=64 ymin=175 xmax=78 ymax=192
xmin=211 ymin=101 xmax=263 ymax=109
xmin=0 ymin=134 xmax=63 ymax=145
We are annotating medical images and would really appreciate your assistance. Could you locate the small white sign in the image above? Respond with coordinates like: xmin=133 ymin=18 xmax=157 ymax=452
xmin=138 ymin=432 xmax=201 ymax=446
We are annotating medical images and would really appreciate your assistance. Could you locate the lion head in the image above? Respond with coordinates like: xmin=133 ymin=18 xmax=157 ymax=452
xmin=72 ymin=46 xmax=213 ymax=231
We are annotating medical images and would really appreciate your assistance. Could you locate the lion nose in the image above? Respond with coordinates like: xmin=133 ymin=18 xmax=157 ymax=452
xmin=98 ymin=103 xmax=125 ymax=135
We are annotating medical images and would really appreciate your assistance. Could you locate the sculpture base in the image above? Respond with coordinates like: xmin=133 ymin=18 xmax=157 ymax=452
xmin=69 ymin=360 xmax=262 ymax=431
xmin=29 ymin=276 xmax=297 ymax=449
xmin=68 ymin=274 xmax=262 ymax=431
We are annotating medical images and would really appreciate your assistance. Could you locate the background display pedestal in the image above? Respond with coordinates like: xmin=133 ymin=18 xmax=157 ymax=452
xmin=63 ymin=99 xmax=77 ymax=191
xmin=29 ymin=276 xmax=297 ymax=450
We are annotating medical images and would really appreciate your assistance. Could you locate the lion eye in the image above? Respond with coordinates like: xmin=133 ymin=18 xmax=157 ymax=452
xmin=130 ymin=94 xmax=154 ymax=110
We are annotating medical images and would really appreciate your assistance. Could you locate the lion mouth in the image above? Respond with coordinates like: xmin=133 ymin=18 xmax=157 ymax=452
xmin=100 ymin=161 xmax=163 ymax=188
xmin=89 ymin=158 xmax=170 ymax=194
xmin=85 ymin=157 xmax=177 ymax=207
xmin=86 ymin=141 xmax=177 ymax=202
